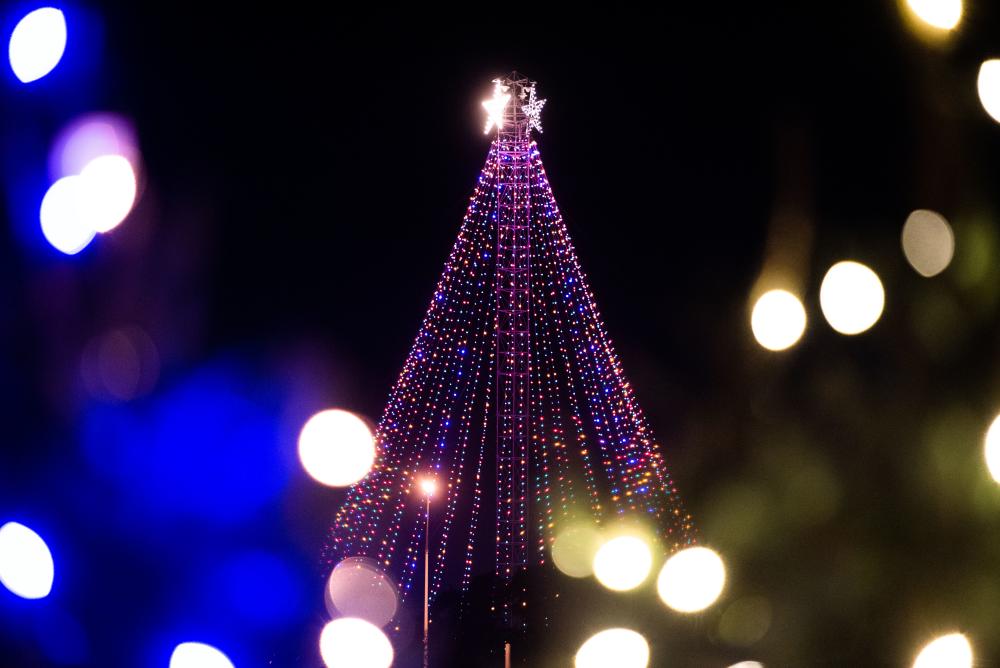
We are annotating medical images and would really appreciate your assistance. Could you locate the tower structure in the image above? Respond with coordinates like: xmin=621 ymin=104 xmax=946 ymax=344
xmin=327 ymin=73 xmax=696 ymax=639
xmin=491 ymin=74 xmax=535 ymax=623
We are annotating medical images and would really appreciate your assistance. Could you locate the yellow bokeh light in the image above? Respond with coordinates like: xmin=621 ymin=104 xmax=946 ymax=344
xmin=574 ymin=628 xmax=649 ymax=668
xmin=984 ymin=415 xmax=1000 ymax=483
xmin=978 ymin=60 xmax=1000 ymax=124
xmin=905 ymin=0 xmax=962 ymax=30
xmin=298 ymin=409 xmax=376 ymax=487
xmin=551 ymin=524 xmax=603 ymax=578
xmin=750 ymin=289 xmax=807 ymax=351
xmin=657 ymin=546 xmax=726 ymax=613
xmin=592 ymin=535 xmax=653 ymax=592
xmin=902 ymin=210 xmax=954 ymax=277
xmin=912 ymin=633 xmax=972 ymax=668
xmin=819 ymin=261 xmax=885 ymax=335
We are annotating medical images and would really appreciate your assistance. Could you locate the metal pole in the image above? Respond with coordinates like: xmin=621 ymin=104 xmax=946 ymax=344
xmin=423 ymin=494 xmax=431 ymax=668
xmin=504 ymin=641 xmax=511 ymax=668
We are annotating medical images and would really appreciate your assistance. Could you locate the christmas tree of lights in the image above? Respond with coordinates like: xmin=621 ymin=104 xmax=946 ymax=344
xmin=327 ymin=73 xmax=695 ymax=629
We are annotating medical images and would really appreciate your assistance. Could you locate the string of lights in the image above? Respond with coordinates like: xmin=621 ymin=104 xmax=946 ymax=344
xmin=326 ymin=76 xmax=695 ymax=625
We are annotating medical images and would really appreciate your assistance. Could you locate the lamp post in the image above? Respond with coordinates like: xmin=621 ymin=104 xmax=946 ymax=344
xmin=420 ymin=478 xmax=437 ymax=668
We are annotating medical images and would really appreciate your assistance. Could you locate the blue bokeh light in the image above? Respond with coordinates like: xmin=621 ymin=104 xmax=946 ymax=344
xmin=8 ymin=7 xmax=67 ymax=84
xmin=206 ymin=550 xmax=306 ymax=630
xmin=80 ymin=359 xmax=291 ymax=525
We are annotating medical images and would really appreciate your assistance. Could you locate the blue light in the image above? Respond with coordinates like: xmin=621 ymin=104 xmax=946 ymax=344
xmin=0 ymin=521 xmax=54 ymax=599
xmin=31 ymin=605 xmax=90 ymax=665
xmin=206 ymin=551 xmax=305 ymax=630
xmin=80 ymin=359 xmax=290 ymax=525
xmin=8 ymin=7 xmax=67 ymax=84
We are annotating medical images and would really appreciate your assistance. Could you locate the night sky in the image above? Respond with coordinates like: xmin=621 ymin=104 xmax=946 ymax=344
xmin=4 ymin=3 xmax=1000 ymax=666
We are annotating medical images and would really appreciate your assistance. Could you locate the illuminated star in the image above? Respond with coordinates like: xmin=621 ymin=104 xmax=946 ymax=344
xmin=482 ymin=79 xmax=511 ymax=134
xmin=523 ymin=85 xmax=547 ymax=134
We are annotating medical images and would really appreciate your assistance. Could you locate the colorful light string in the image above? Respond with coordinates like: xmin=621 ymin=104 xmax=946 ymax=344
xmin=326 ymin=77 xmax=695 ymax=628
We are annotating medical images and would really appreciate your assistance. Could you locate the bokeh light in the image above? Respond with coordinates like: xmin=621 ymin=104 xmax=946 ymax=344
xmin=819 ymin=261 xmax=885 ymax=335
xmin=420 ymin=478 xmax=437 ymax=496
xmin=656 ymin=546 xmax=726 ymax=613
xmin=80 ymin=325 xmax=160 ymax=402
xmin=905 ymin=0 xmax=962 ymax=30
xmin=8 ymin=7 xmax=67 ymax=83
xmin=902 ymin=210 xmax=954 ymax=277
xmin=50 ymin=114 xmax=141 ymax=181
xmin=751 ymin=289 xmax=807 ymax=351
xmin=718 ymin=595 xmax=772 ymax=646
xmin=592 ymin=535 xmax=652 ymax=591
xmin=39 ymin=175 xmax=96 ymax=255
xmin=574 ymin=628 xmax=649 ymax=668
xmin=325 ymin=557 xmax=398 ymax=627
xmin=319 ymin=617 xmax=393 ymax=668
xmin=81 ymin=359 xmax=290 ymax=524
xmin=912 ymin=633 xmax=972 ymax=668
xmin=984 ymin=414 xmax=1000 ymax=483
xmin=38 ymin=153 xmax=139 ymax=254
xmin=977 ymin=59 xmax=1000 ymax=124
xmin=727 ymin=663 xmax=764 ymax=668
xmin=298 ymin=409 xmax=376 ymax=487
xmin=169 ymin=642 xmax=235 ymax=668
xmin=0 ymin=521 xmax=54 ymax=599
xmin=209 ymin=550 xmax=306 ymax=630
xmin=79 ymin=155 xmax=137 ymax=233
xmin=551 ymin=524 xmax=603 ymax=578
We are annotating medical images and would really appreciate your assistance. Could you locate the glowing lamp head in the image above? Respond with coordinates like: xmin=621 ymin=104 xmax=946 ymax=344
xmin=419 ymin=478 xmax=437 ymax=497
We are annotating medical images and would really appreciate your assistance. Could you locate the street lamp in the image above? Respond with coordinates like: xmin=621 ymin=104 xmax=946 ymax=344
xmin=420 ymin=478 xmax=437 ymax=668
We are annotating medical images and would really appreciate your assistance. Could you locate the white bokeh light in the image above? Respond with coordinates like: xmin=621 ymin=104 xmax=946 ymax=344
xmin=39 ymin=153 xmax=139 ymax=254
xmin=319 ymin=617 xmax=393 ymax=668
xmin=912 ymin=633 xmax=972 ymax=668
xmin=819 ymin=261 xmax=885 ymax=335
xmin=906 ymin=0 xmax=962 ymax=30
xmin=751 ymin=289 xmax=807 ymax=351
xmin=298 ymin=409 xmax=376 ymax=487
xmin=574 ymin=628 xmax=649 ymax=668
xmin=39 ymin=175 xmax=96 ymax=255
xmin=80 ymin=155 xmax=137 ymax=233
xmin=592 ymin=535 xmax=652 ymax=592
xmin=0 ymin=521 xmax=54 ymax=599
xmin=902 ymin=210 xmax=954 ymax=277
xmin=977 ymin=59 xmax=1000 ymax=124
xmin=325 ymin=557 xmax=398 ymax=627
xmin=8 ymin=7 xmax=67 ymax=83
xmin=169 ymin=643 xmax=235 ymax=668
xmin=728 ymin=663 xmax=764 ymax=668
xmin=984 ymin=415 xmax=1000 ymax=483
xmin=50 ymin=113 xmax=141 ymax=180
xmin=657 ymin=546 xmax=726 ymax=613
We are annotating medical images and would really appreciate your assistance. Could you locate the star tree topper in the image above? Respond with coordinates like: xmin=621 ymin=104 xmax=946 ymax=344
xmin=482 ymin=79 xmax=511 ymax=134
xmin=522 ymin=84 xmax=546 ymax=133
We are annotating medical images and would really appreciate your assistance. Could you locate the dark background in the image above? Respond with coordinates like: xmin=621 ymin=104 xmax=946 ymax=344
xmin=3 ymin=2 xmax=1000 ymax=666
